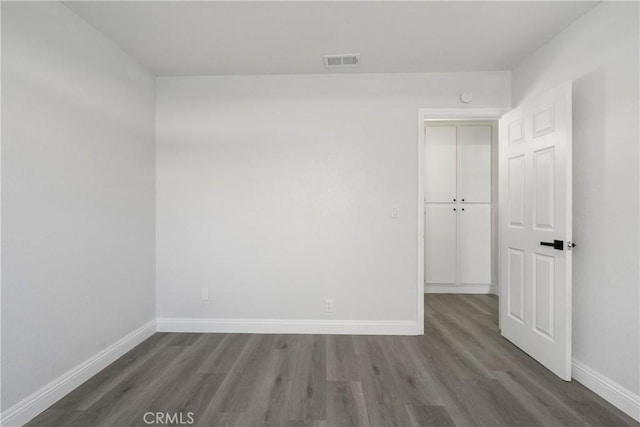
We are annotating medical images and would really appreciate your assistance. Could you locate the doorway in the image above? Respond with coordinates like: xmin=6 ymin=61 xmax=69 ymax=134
xmin=418 ymin=81 xmax=574 ymax=380
xmin=416 ymin=108 xmax=505 ymax=335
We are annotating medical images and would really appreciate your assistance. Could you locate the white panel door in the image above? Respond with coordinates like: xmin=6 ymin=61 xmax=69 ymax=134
xmin=425 ymin=126 xmax=457 ymax=203
xmin=425 ymin=204 xmax=457 ymax=283
xmin=459 ymin=125 xmax=492 ymax=203
xmin=499 ymin=81 xmax=572 ymax=380
xmin=459 ymin=204 xmax=491 ymax=284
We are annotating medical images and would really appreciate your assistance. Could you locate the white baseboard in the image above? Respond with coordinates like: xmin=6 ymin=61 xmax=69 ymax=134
xmin=0 ymin=320 xmax=157 ymax=427
xmin=425 ymin=283 xmax=494 ymax=294
xmin=572 ymin=359 xmax=640 ymax=422
xmin=157 ymin=318 xmax=419 ymax=336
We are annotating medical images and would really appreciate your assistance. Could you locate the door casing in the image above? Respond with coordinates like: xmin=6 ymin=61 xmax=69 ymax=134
xmin=417 ymin=108 xmax=509 ymax=334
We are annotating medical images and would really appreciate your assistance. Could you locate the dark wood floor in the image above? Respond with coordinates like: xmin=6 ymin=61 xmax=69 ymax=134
xmin=28 ymin=295 xmax=638 ymax=427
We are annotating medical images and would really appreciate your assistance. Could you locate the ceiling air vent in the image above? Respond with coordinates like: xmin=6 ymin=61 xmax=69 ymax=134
xmin=324 ymin=54 xmax=360 ymax=68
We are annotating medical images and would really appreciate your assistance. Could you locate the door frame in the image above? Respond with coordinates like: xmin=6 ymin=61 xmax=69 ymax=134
xmin=417 ymin=107 xmax=509 ymax=334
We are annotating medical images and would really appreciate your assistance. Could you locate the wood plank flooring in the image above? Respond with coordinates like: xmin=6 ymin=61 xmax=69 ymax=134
xmin=27 ymin=295 xmax=638 ymax=426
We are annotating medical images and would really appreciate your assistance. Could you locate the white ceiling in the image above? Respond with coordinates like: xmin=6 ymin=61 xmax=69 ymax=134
xmin=64 ymin=1 xmax=598 ymax=76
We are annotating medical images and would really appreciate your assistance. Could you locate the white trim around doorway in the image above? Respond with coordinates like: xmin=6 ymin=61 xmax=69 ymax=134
xmin=416 ymin=107 xmax=509 ymax=334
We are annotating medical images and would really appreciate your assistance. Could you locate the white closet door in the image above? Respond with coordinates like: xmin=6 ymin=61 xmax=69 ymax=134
xmin=425 ymin=126 xmax=457 ymax=203
xmin=459 ymin=125 xmax=491 ymax=203
xmin=425 ymin=204 xmax=457 ymax=283
xmin=459 ymin=204 xmax=491 ymax=284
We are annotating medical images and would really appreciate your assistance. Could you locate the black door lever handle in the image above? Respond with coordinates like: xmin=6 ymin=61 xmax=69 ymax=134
xmin=540 ymin=240 xmax=564 ymax=250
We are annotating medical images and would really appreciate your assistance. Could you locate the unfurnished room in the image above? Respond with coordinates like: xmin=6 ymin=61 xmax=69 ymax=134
xmin=1 ymin=1 xmax=639 ymax=426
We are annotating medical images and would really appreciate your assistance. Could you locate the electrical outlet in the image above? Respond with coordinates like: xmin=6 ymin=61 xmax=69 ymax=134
xmin=201 ymin=287 xmax=209 ymax=301
xmin=325 ymin=299 xmax=334 ymax=313
xmin=391 ymin=205 xmax=400 ymax=218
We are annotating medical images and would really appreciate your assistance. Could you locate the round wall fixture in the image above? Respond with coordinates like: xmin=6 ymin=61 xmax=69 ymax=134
xmin=460 ymin=91 xmax=473 ymax=104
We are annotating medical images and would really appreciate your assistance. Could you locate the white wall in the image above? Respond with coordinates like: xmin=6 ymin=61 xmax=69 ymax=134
xmin=513 ymin=0 xmax=640 ymax=399
xmin=1 ymin=2 xmax=156 ymax=411
xmin=156 ymin=72 xmax=510 ymax=330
